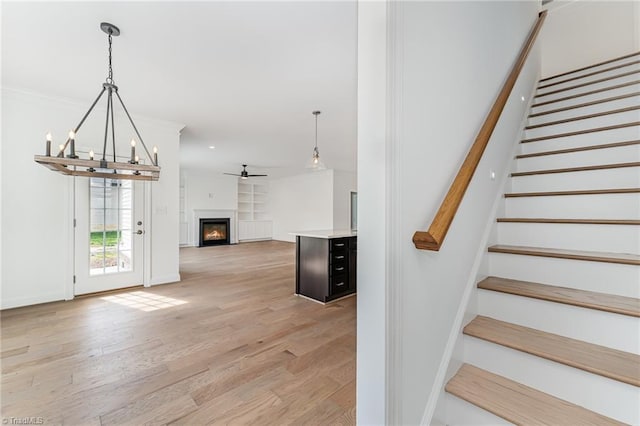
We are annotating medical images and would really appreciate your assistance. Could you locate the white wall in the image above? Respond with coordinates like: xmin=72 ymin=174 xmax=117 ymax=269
xmin=182 ymin=170 xmax=238 ymax=246
xmin=540 ymin=0 xmax=640 ymax=77
xmin=333 ymin=170 xmax=357 ymax=231
xmin=357 ymin=1 xmax=541 ymax=424
xmin=1 ymin=88 xmax=183 ymax=308
xmin=356 ymin=1 xmax=389 ymax=424
xmin=270 ymin=170 xmax=334 ymax=242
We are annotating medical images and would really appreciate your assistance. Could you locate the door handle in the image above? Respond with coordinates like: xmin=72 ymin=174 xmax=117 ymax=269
xmin=136 ymin=230 xmax=144 ymax=235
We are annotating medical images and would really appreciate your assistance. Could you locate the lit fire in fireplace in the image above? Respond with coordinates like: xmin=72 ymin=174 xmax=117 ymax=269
xmin=205 ymin=229 xmax=224 ymax=240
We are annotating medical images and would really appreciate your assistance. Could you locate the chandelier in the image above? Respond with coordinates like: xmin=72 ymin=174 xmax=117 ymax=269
xmin=34 ymin=22 xmax=160 ymax=181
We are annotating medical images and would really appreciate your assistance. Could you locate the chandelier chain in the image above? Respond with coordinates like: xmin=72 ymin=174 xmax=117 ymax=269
xmin=106 ymin=32 xmax=114 ymax=84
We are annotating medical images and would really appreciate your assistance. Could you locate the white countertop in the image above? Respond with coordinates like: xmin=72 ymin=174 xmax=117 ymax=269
xmin=290 ymin=229 xmax=357 ymax=239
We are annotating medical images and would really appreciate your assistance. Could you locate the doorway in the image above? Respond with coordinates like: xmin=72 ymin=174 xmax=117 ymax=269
xmin=74 ymin=177 xmax=146 ymax=295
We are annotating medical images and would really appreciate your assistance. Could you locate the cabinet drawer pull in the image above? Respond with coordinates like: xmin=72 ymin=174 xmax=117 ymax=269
xmin=336 ymin=282 xmax=345 ymax=287
xmin=334 ymin=243 xmax=345 ymax=247
xmin=335 ymin=267 xmax=344 ymax=271
xmin=335 ymin=255 xmax=345 ymax=260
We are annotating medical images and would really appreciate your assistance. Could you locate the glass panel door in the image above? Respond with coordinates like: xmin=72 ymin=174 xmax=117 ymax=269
xmin=75 ymin=177 xmax=145 ymax=295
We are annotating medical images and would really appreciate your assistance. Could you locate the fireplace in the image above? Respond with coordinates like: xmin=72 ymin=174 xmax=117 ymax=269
xmin=199 ymin=218 xmax=230 ymax=247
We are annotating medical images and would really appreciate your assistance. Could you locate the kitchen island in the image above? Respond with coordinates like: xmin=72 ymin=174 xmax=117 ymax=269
xmin=292 ymin=230 xmax=357 ymax=303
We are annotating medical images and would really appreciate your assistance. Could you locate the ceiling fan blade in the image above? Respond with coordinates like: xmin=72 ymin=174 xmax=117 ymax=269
xmin=223 ymin=173 xmax=242 ymax=176
xmin=247 ymin=174 xmax=268 ymax=177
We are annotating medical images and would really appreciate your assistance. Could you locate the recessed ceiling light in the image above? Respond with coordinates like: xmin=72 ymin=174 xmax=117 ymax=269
xmin=208 ymin=145 xmax=215 ymax=149
xmin=520 ymin=96 xmax=525 ymax=102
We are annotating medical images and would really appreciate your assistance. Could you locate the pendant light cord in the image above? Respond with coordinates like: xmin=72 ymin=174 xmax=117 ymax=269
xmin=315 ymin=113 xmax=318 ymax=149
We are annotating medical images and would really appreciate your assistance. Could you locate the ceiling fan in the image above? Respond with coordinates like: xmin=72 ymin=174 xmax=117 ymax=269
xmin=224 ymin=164 xmax=268 ymax=180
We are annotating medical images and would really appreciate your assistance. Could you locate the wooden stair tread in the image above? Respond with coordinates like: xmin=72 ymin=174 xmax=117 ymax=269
xmin=488 ymin=245 xmax=640 ymax=266
xmin=516 ymin=140 xmax=640 ymax=159
xmin=511 ymin=162 xmax=640 ymax=177
xmin=525 ymin=106 xmax=640 ymax=130
xmin=529 ymin=92 xmax=640 ymax=118
xmin=535 ymin=70 xmax=640 ymax=98
xmin=538 ymin=60 xmax=640 ymax=90
xmin=521 ymin=122 xmax=640 ymax=143
xmin=478 ymin=276 xmax=640 ymax=317
xmin=497 ymin=218 xmax=640 ymax=225
xmin=446 ymin=364 xmax=626 ymax=426
xmin=463 ymin=316 xmax=640 ymax=386
xmin=532 ymin=80 xmax=640 ymax=108
xmin=505 ymin=188 xmax=640 ymax=197
xmin=540 ymin=51 xmax=640 ymax=82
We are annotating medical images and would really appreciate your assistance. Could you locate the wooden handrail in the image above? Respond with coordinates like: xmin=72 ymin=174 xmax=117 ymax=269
xmin=413 ymin=10 xmax=547 ymax=251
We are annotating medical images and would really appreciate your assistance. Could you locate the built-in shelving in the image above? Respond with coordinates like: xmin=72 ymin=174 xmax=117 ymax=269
xmin=237 ymin=181 xmax=272 ymax=241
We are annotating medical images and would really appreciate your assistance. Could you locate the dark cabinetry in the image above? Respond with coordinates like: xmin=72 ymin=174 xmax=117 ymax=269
xmin=296 ymin=236 xmax=357 ymax=303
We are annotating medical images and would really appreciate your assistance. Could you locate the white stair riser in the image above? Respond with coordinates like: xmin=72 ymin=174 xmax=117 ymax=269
xmin=445 ymin=393 xmax=512 ymax=426
xmin=537 ymin=63 xmax=640 ymax=95
xmin=488 ymin=253 xmax=640 ymax=298
xmin=541 ymin=56 xmax=640 ymax=86
xmin=524 ymin=109 xmax=640 ymax=140
xmin=516 ymin=143 xmax=640 ymax=170
xmin=531 ymin=84 xmax=640 ymax=114
xmin=477 ymin=290 xmax=640 ymax=353
xmin=505 ymin=193 xmax=640 ymax=219
xmin=535 ymin=73 xmax=640 ymax=103
xmin=527 ymin=95 xmax=640 ymax=126
xmin=520 ymin=125 xmax=640 ymax=152
xmin=496 ymin=222 xmax=640 ymax=254
xmin=510 ymin=168 xmax=640 ymax=192
xmin=463 ymin=336 xmax=640 ymax=425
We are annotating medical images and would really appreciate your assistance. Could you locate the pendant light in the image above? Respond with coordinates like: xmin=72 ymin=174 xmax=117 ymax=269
xmin=34 ymin=22 xmax=160 ymax=181
xmin=307 ymin=110 xmax=326 ymax=170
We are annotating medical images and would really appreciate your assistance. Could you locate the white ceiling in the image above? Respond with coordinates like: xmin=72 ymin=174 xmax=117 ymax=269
xmin=2 ymin=1 xmax=358 ymax=177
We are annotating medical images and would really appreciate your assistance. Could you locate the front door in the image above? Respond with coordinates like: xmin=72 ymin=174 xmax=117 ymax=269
xmin=74 ymin=176 xmax=145 ymax=295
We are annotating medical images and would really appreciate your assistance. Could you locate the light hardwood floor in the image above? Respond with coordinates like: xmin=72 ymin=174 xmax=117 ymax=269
xmin=1 ymin=241 xmax=356 ymax=425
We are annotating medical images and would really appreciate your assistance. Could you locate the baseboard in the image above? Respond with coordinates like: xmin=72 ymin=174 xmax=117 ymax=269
xmin=0 ymin=291 xmax=66 ymax=310
xmin=149 ymin=274 xmax=181 ymax=286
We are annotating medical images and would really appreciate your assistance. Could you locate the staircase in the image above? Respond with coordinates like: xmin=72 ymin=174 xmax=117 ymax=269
xmin=444 ymin=52 xmax=640 ymax=424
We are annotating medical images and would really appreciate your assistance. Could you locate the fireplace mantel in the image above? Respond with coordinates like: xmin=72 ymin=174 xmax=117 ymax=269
xmin=192 ymin=209 xmax=238 ymax=245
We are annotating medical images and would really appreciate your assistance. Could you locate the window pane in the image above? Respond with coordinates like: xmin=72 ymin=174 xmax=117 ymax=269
xmin=120 ymin=209 xmax=132 ymax=230
xmin=119 ymin=250 xmax=132 ymax=272
xmin=119 ymin=230 xmax=132 ymax=252
xmin=90 ymin=249 xmax=104 ymax=275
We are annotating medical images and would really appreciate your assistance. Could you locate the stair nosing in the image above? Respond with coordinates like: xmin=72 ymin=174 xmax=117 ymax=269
xmin=463 ymin=316 xmax=640 ymax=386
xmin=446 ymin=364 xmax=627 ymax=426
xmin=540 ymin=51 xmax=640 ymax=82
xmin=504 ymin=188 xmax=640 ymax=197
xmin=496 ymin=218 xmax=640 ymax=225
xmin=521 ymin=122 xmax=640 ymax=143
xmin=531 ymin=80 xmax=640 ymax=108
xmin=516 ymin=140 xmax=640 ymax=159
xmin=538 ymin=60 xmax=640 ymax=90
xmin=535 ymin=70 xmax=640 ymax=98
xmin=529 ymin=92 xmax=640 ymax=118
xmin=487 ymin=244 xmax=640 ymax=266
xmin=510 ymin=162 xmax=640 ymax=177
xmin=478 ymin=276 xmax=640 ymax=317
xmin=525 ymin=106 xmax=640 ymax=130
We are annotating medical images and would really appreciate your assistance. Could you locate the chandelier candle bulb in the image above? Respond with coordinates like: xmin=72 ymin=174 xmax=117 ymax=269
xmin=89 ymin=150 xmax=94 ymax=161
xmin=153 ymin=146 xmax=158 ymax=165
xmin=45 ymin=132 xmax=52 ymax=156
xmin=135 ymin=155 xmax=139 ymax=164
xmin=68 ymin=130 xmax=77 ymax=158
xmin=57 ymin=144 xmax=65 ymax=157
xmin=130 ymin=139 xmax=136 ymax=163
